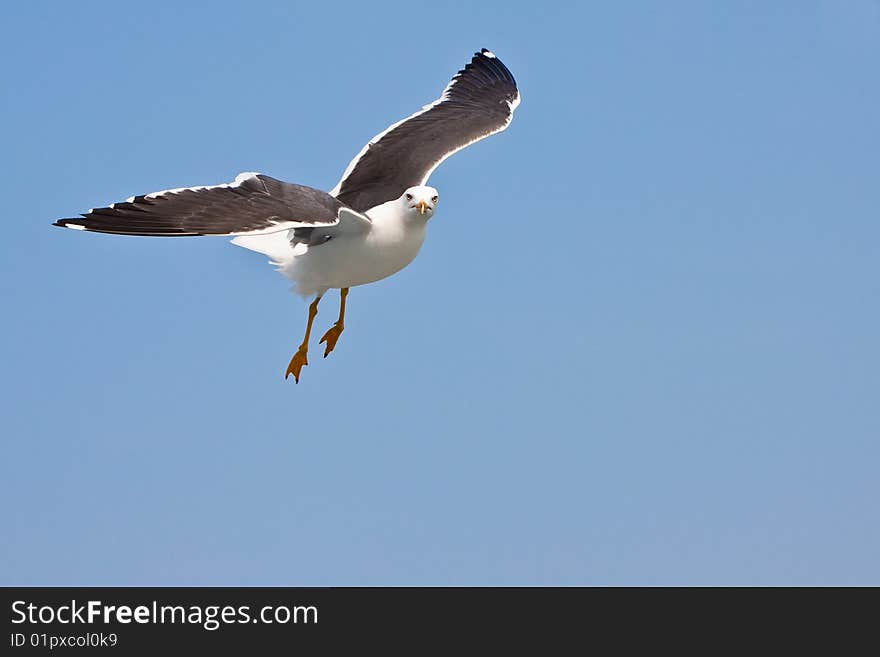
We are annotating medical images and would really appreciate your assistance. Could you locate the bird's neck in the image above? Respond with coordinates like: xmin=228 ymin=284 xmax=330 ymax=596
xmin=364 ymin=200 xmax=428 ymax=248
xmin=365 ymin=200 xmax=428 ymax=229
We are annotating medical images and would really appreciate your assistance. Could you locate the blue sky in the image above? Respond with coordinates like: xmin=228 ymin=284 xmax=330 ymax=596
xmin=2 ymin=1 xmax=878 ymax=585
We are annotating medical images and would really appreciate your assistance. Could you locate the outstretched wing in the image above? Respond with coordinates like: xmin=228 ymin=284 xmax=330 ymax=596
xmin=330 ymin=48 xmax=520 ymax=213
xmin=54 ymin=172 xmax=370 ymax=237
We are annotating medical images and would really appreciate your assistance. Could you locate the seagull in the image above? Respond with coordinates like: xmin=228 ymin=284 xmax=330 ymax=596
xmin=54 ymin=49 xmax=520 ymax=382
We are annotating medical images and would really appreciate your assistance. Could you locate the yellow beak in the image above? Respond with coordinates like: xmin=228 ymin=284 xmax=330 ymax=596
xmin=417 ymin=199 xmax=428 ymax=214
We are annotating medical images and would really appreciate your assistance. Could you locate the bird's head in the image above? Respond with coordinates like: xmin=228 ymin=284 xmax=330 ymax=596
xmin=401 ymin=186 xmax=439 ymax=218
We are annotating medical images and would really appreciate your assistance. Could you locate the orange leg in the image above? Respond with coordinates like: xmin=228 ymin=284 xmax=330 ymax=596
xmin=285 ymin=295 xmax=321 ymax=382
xmin=319 ymin=287 xmax=349 ymax=358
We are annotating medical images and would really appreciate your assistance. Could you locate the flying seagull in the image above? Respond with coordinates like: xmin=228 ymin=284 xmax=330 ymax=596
xmin=54 ymin=49 xmax=520 ymax=382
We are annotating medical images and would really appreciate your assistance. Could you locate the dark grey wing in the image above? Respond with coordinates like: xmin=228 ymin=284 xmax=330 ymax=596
xmin=331 ymin=49 xmax=520 ymax=213
xmin=54 ymin=173 xmax=363 ymax=237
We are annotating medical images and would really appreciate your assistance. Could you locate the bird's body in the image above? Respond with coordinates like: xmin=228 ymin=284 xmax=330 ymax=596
xmin=55 ymin=49 xmax=520 ymax=381
xmin=234 ymin=189 xmax=433 ymax=296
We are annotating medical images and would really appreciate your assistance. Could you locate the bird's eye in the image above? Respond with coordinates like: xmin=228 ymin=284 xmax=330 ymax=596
xmin=431 ymin=195 xmax=438 ymax=203
xmin=405 ymin=193 xmax=413 ymax=201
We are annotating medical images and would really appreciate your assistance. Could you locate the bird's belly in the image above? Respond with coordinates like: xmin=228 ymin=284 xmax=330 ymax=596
xmin=294 ymin=226 xmax=426 ymax=291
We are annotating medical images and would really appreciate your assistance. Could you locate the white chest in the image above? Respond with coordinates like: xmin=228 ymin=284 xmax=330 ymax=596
xmin=290 ymin=209 xmax=428 ymax=294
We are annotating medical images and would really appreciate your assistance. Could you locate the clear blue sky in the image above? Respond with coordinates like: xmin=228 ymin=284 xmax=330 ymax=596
xmin=2 ymin=1 xmax=878 ymax=585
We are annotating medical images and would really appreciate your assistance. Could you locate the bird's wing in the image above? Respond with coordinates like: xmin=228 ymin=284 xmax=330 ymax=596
xmin=330 ymin=49 xmax=520 ymax=212
xmin=54 ymin=172 xmax=371 ymax=237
